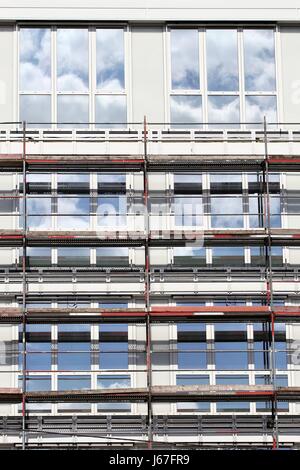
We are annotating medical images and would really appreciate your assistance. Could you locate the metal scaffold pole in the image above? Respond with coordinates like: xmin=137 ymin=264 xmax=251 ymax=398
xmin=21 ymin=121 xmax=27 ymax=450
xmin=263 ymin=116 xmax=279 ymax=449
xmin=143 ymin=116 xmax=153 ymax=449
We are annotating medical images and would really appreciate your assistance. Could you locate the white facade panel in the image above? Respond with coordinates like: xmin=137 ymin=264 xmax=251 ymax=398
xmin=131 ymin=26 xmax=165 ymax=124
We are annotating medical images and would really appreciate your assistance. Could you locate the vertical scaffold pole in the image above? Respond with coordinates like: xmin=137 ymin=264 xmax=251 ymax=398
xmin=263 ymin=116 xmax=279 ymax=449
xmin=143 ymin=116 xmax=153 ymax=449
xmin=21 ymin=121 xmax=27 ymax=450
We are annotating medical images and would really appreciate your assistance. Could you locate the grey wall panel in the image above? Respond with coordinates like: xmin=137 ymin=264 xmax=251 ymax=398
xmin=131 ymin=26 xmax=165 ymax=124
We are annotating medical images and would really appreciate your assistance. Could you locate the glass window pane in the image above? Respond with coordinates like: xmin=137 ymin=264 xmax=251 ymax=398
xmin=20 ymin=95 xmax=51 ymax=128
xmin=97 ymin=196 xmax=127 ymax=227
xmin=215 ymin=342 xmax=248 ymax=370
xmin=95 ymin=95 xmax=127 ymax=128
xmin=207 ymin=96 xmax=240 ymax=128
xmin=171 ymin=29 xmax=200 ymax=90
xmin=244 ymin=29 xmax=276 ymax=92
xmin=57 ymin=196 xmax=90 ymax=230
xmin=216 ymin=375 xmax=249 ymax=385
xmin=173 ymin=246 xmax=206 ymax=266
xmin=27 ymin=196 xmax=52 ymax=230
xmin=178 ymin=342 xmax=206 ymax=370
xmin=217 ymin=401 xmax=250 ymax=412
xmin=27 ymin=247 xmax=52 ymax=267
xmin=170 ymin=95 xmax=202 ymax=128
xmin=96 ymin=29 xmax=125 ymax=91
xmin=177 ymin=375 xmax=209 ymax=386
xmin=57 ymin=28 xmax=89 ymax=92
xmin=20 ymin=28 xmax=51 ymax=92
xmin=23 ymin=376 xmax=51 ymax=392
xmin=212 ymin=247 xmax=244 ymax=267
xmin=57 ymin=197 xmax=89 ymax=214
xmin=96 ymin=247 xmax=129 ymax=267
xmin=174 ymin=196 xmax=203 ymax=226
xmin=97 ymin=375 xmax=131 ymax=411
xmin=245 ymin=96 xmax=277 ymax=126
xmin=98 ymin=173 xmax=126 ymax=184
xmin=57 ymin=95 xmax=89 ymax=128
xmin=97 ymin=375 xmax=130 ymax=389
xmin=206 ymin=29 xmax=239 ymax=91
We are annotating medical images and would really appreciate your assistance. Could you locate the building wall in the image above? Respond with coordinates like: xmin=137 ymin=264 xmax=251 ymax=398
xmin=0 ymin=1 xmax=299 ymax=22
xmin=0 ymin=27 xmax=14 ymax=124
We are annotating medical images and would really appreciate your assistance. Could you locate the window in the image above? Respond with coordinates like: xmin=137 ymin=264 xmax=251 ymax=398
xmin=170 ymin=28 xmax=277 ymax=127
xmin=20 ymin=375 xmax=51 ymax=392
xmin=177 ymin=324 xmax=207 ymax=370
xmin=216 ymin=375 xmax=249 ymax=385
xmin=98 ymin=173 xmax=126 ymax=193
xmin=96 ymin=29 xmax=125 ymax=90
xmin=170 ymin=95 xmax=202 ymax=128
xmin=96 ymin=96 xmax=127 ymax=128
xmin=250 ymin=247 xmax=265 ymax=267
xmin=21 ymin=342 xmax=51 ymax=372
xmin=57 ymin=174 xmax=90 ymax=193
xmin=216 ymin=379 xmax=250 ymax=413
xmin=98 ymin=375 xmax=130 ymax=389
xmin=174 ymin=173 xmax=202 ymax=194
xmin=171 ymin=29 xmax=200 ymax=90
xmin=19 ymin=27 xmax=127 ymax=128
xmin=209 ymin=173 xmax=244 ymax=228
xmin=176 ymin=375 xmax=210 ymax=412
xmin=96 ymin=28 xmax=126 ymax=128
xmin=215 ymin=342 xmax=248 ymax=371
xmin=98 ymin=301 xmax=128 ymax=309
xmin=99 ymin=342 xmax=128 ymax=370
xmin=174 ymin=197 xmax=203 ymax=227
xmin=57 ymin=247 xmax=90 ymax=267
xmin=217 ymin=402 xmax=250 ymax=412
xmin=19 ymin=324 xmax=52 ymax=372
xmin=97 ymin=375 xmax=131 ymax=412
xmin=57 ymin=324 xmax=91 ymax=371
xmin=26 ymin=247 xmax=52 ymax=267
xmin=97 ymin=196 xmax=127 ymax=228
xmin=206 ymin=29 xmax=239 ymax=92
xmin=255 ymin=375 xmax=289 ymax=412
xmin=19 ymin=28 xmax=51 ymax=127
xmin=211 ymin=197 xmax=243 ymax=228
xmin=173 ymin=246 xmax=206 ymax=266
xmin=96 ymin=247 xmax=129 ymax=267
xmin=27 ymin=197 xmax=52 ymax=230
xmin=58 ymin=375 xmax=90 ymax=390
xmin=99 ymin=324 xmax=128 ymax=370
xmin=253 ymin=323 xmax=287 ymax=370
xmin=57 ymin=197 xmax=90 ymax=230
xmin=212 ymin=247 xmax=245 ymax=267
